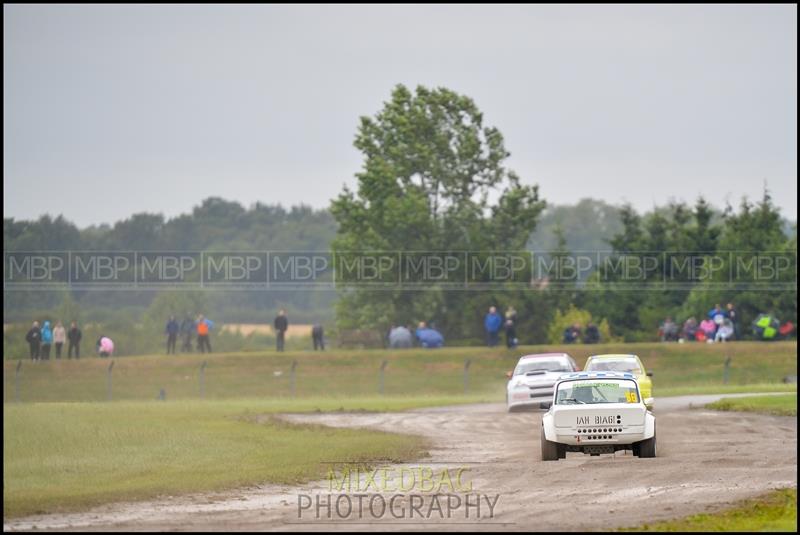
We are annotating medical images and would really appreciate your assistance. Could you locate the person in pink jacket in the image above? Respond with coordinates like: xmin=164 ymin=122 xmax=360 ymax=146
xmin=699 ymin=318 xmax=717 ymax=341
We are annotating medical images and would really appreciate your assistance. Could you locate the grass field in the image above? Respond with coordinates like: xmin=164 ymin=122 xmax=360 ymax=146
xmin=3 ymin=342 xmax=796 ymax=403
xmin=623 ymin=488 xmax=797 ymax=531
xmin=3 ymin=397 xmax=451 ymax=518
xmin=706 ymin=393 xmax=798 ymax=417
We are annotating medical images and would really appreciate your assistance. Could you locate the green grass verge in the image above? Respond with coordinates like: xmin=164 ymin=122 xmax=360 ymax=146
xmin=657 ymin=383 xmax=797 ymax=397
xmin=622 ymin=488 xmax=797 ymax=531
xmin=3 ymin=398 xmax=439 ymax=519
xmin=705 ymin=393 xmax=797 ymax=417
xmin=3 ymin=341 xmax=796 ymax=403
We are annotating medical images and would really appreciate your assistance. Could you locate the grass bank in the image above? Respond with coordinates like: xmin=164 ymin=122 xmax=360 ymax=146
xmin=706 ymin=393 xmax=797 ymax=417
xmin=3 ymin=341 xmax=796 ymax=402
xmin=622 ymin=488 xmax=797 ymax=531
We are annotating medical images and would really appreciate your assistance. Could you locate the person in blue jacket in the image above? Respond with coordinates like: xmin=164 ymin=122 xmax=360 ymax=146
xmin=484 ymin=306 xmax=502 ymax=347
xmin=40 ymin=320 xmax=53 ymax=360
xmin=707 ymin=303 xmax=727 ymax=322
xmin=415 ymin=322 xmax=444 ymax=348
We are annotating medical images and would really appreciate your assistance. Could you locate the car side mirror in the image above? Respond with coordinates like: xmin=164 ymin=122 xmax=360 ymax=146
xmin=539 ymin=401 xmax=552 ymax=410
xmin=646 ymin=372 xmax=653 ymax=377
xmin=505 ymin=371 xmax=513 ymax=379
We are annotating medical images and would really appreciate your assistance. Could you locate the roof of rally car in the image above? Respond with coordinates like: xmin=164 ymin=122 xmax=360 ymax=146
xmin=586 ymin=354 xmax=639 ymax=359
xmin=557 ymin=371 xmax=638 ymax=381
xmin=518 ymin=353 xmax=571 ymax=360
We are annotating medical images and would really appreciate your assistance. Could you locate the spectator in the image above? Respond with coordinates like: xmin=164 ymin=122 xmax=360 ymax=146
xmin=708 ymin=303 xmax=727 ymax=325
xmin=67 ymin=321 xmax=82 ymax=359
xmin=196 ymin=314 xmax=212 ymax=353
xmin=504 ymin=319 xmax=518 ymax=349
xmin=312 ymin=324 xmax=325 ymax=351
xmin=415 ymin=321 xmax=444 ymax=348
xmin=681 ymin=317 xmax=698 ymax=342
xmin=180 ymin=314 xmax=194 ymax=352
xmin=53 ymin=321 xmax=66 ymax=358
xmin=484 ymin=306 xmax=502 ymax=347
xmin=388 ymin=324 xmax=413 ymax=348
xmin=715 ymin=318 xmax=735 ymax=343
xmin=25 ymin=321 xmax=41 ymax=361
xmin=96 ymin=336 xmax=114 ymax=357
xmin=504 ymin=306 xmax=518 ymax=348
xmin=699 ymin=317 xmax=717 ymax=341
xmin=165 ymin=315 xmax=179 ymax=355
xmin=660 ymin=317 xmax=679 ymax=342
xmin=274 ymin=309 xmax=289 ymax=352
xmin=563 ymin=323 xmax=581 ymax=344
xmin=584 ymin=322 xmax=601 ymax=344
xmin=504 ymin=306 xmax=518 ymax=325
xmin=726 ymin=303 xmax=739 ymax=340
xmin=40 ymin=320 xmax=53 ymax=360
xmin=752 ymin=313 xmax=781 ymax=341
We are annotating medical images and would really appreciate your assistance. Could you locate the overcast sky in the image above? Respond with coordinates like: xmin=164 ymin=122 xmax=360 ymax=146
xmin=4 ymin=4 xmax=797 ymax=227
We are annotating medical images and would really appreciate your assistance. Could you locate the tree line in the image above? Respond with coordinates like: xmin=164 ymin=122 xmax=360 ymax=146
xmin=4 ymin=83 xmax=797 ymax=348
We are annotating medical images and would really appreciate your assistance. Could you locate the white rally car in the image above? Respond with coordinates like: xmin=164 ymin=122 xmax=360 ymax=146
xmin=506 ymin=353 xmax=579 ymax=412
xmin=540 ymin=372 xmax=656 ymax=460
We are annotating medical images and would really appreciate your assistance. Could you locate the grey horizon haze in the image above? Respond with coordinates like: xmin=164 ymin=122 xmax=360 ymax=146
xmin=3 ymin=4 xmax=797 ymax=228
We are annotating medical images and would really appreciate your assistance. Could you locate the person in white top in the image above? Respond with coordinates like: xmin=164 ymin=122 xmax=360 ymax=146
xmin=53 ymin=321 xmax=67 ymax=359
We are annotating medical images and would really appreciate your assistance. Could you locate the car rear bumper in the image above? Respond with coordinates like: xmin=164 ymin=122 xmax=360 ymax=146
xmin=508 ymin=393 xmax=552 ymax=410
xmin=554 ymin=427 xmax=647 ymax=446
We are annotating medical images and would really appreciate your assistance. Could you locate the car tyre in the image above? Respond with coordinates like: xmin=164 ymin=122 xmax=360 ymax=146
xmin=638 ymin=433 xmax=657 ymax=458
xmin=541 ymin=425 xmax=560 ymax=461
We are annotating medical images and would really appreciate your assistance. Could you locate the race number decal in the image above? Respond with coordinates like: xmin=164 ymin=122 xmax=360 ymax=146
xmin=625 ymin=391 xmax=638 ymax=403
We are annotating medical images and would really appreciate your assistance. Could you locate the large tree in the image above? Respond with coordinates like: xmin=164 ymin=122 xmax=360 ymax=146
xmin=331 ymin=84 xmax=545 ymax=338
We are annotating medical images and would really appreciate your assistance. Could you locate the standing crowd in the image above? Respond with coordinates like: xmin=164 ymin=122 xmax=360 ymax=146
xmin=25 ymin=320 xmax=83 ymax=360
xmin=27 ymin=301 xmax=790 ymax=361
xmin=165 ymin=314 xmax=215 ymax=354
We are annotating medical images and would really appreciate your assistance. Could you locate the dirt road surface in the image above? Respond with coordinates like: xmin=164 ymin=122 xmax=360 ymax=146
xmin=4 ymin=393 xmax=796 ymax=532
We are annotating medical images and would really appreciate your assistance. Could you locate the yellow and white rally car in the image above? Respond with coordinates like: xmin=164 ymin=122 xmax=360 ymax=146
xmin=540 ymin=372 xmax=656 ymax=460
xmin=583 ymin=353 xmax=654 ymax=409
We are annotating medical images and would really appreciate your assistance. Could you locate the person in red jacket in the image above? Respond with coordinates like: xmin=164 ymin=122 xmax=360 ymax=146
xmin=196 ymin=315 xmax=212 ymax=354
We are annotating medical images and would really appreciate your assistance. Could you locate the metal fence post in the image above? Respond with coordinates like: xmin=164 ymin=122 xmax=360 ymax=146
xmin=107 ymin=360 xmax=115 ymax=401
xmin=199 ymin=361 xmax=207 ymax=399
xmin=15 ymin=360 xmax=22 ymax=403
xmin=723 ymin=356 xmax=732 ymax=384
xmin=379 ymin=360 xmax=388 ymax=395
xmin=464 ymin=359 xmax=472 ymax=394
xmin=290 ymin=360 xmax=298 ymax=397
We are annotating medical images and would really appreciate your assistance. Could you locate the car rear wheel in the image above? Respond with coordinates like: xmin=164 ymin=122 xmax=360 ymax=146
xmin=638 ymin=433 xmax=657 ymax=458
xmin=540 ymin=426 xmax=560 ymax=461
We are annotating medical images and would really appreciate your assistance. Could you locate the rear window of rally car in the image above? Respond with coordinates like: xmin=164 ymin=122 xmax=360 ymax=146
xmin=555 ymin=379 xmax=639 ymax=405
